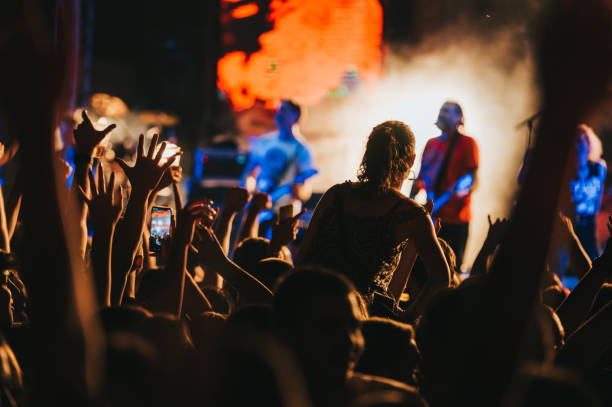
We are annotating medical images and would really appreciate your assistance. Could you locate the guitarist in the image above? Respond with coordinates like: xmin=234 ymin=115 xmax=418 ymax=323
xmin=240 ymin=99 xmax=317 ymax=216
xmin=411 ymin=101 xmax=479 ymax=271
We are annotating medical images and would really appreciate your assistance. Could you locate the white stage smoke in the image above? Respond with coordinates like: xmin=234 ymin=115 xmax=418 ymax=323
xmin=303 ymin=27 xmax=539 ymax=270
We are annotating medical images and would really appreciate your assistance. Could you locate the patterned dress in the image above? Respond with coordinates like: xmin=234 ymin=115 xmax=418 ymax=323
xmin=299 ymin=182 xmax=427 ymax=299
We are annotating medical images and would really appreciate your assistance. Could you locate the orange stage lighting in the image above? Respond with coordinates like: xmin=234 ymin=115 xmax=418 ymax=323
xmin=218 ymin=0 xmax=383 ymax=111
xmin=231 ymin=3 xmax=259 ymax=19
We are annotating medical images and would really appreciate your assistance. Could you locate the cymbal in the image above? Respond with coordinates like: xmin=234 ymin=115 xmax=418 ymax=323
xmin=89 ymin=93 xmax=129 ymax=118
xmin=137 ymin=111 xmax=179 ymax=127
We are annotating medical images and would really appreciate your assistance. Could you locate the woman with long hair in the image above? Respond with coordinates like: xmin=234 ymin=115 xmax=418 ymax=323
xmin=296 ymin=121 xmax=450 ymax=315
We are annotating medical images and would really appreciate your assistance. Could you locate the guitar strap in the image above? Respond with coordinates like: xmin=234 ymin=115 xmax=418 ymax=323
xmin=276 ymin=143 xmax=302 ymax=187
xmin=432 ymin=132 xmax=461 ymax=196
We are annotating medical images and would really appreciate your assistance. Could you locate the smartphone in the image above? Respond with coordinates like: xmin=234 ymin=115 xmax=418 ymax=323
xmin=150 ymin=206 xmax=172 ymax=253
xmin=279 ymin=204 xmax=294 ymax=221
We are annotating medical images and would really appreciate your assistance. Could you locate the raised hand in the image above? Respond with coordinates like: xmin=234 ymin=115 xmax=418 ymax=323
xmin=78 ymin=163 xmax=123 ymax=227
xmin=271 ymin=209 xmax=306 ymax=252
xmin=74 ymin=110 xmax=116 ymax=156
xmin=160 ymin=194 xmax=217 ymax=316
xmin=224 ymin=187 xmax=251 ymax=214
xmin=116 ymin=134 xmax=178 ymax=196
xmin=153 ymin=165 xmax=183 ymax=194
xmin=249 ymin=192 xmax=272 ymax=213
xmin=485 ymin=215 xmax=510 ymax=248
xmin=556 ymin=212 xmax=576 ymax=239
xmin=173 ymin=182 xmax=217 ymax=244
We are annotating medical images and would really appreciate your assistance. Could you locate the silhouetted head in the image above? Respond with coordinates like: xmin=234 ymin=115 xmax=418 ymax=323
xmin=356 ymin=317 xmax=420 ymax=386
xmin=233 ymin=237 xmax=271 ymax=273
xmin=502 ymin=365 xmax=603 ymax=407
xmin=253 ymin=257 xmax=294 ymax=291
xmin=275 ymin=267 xmax=366 ymax=388
xmin=358 ymin=121 xmax=416 ymax=191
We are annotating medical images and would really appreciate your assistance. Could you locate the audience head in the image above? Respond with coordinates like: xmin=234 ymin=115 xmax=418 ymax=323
xmin=358 ymin=121 xmax=416 ymax=191
xmin=189 ymin=311 xmax=226 ymax=358
xmin=274 ymin=267 xmax=366 ymax=387
xmin=233 ymin=237 xmax=271 ymax=273
xmin=356 ymin=317 xmax=420 ymax=386
xmin=502 ymin=365 xmax=603 ymax=407
xmin=253 ymin=257 xmax=294 ymax=291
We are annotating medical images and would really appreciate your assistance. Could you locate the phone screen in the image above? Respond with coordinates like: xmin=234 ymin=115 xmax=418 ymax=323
xmin=150 ymin=207 xmax=172 ymax=253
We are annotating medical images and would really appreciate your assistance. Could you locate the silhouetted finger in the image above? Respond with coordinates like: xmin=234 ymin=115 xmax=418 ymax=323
xmin=81 ymin=110 xmax=93 ymax=126
xmin=97 ymin=162 xmax=106 ymax=195
xmin=107 ymin=171 xmax=115 ymax=196
xmin=173 ymin=182 xmax=183 ymax=210
xmin=160 ymin=153 xmax=181 ymax=172
xmin=425 ymin=199 xmax=434 ymax=215
xmin=293 ymin=208 xmax=307 ymax=222
xmin=137 ymin=134 xmax=145 ymax=158
xmin=102 ymin=123 xmax=116 ymax=136
xmin=88 ymin=167 xmax=98 ymax=197
xmin=147 ymin=134 xmax=159 ymax=158
xmin=154 ymin=141 xmax=167 ymax=164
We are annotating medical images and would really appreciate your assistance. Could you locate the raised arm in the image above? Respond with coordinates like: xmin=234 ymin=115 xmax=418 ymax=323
xmin=388 ymin=240 xmax=418 ymax=303
xmin=194 ymin=225 xmax=273 ymax=304
xmin=555 ymin=216 xmax=612 ymax=335
xmin=556 ymin=213 xmax=591 ymax=278
xmin=111 ymin=134 xmax=177 ymax=305
xmin=269 ymin=209 xmax=306 ymax=259
xmin=72 ymin=110 xmax=116 ymax=257
xmin=388 ymin=199 xmax=438 ymax=302
xmin=157 ymin=190 xmax=217 ymax=316
xmin=215 ymin=187 xmax=250 ymax=254
xmin=236 ymin=192 xmax=271 ymax=244
xmin=78 ymin=163 xmax=122 ymax=307
xmin=470 ymin=216 xmax=509 ymax=277
xmin=400 ymin=209 xmax=451 ymax=322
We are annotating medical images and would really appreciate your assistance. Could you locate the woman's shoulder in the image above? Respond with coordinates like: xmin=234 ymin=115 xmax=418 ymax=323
xmin=390 ymin=193 xmax=428 ymax=221
xmin=315 ymin=182 xmax=349 ymax=211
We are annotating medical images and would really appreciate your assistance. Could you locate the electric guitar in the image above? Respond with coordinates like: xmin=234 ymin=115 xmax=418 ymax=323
xmin=427 ymin=173 xmax=474 ymax=215
xmin=257 ymin=168 xmax=319 ymax=223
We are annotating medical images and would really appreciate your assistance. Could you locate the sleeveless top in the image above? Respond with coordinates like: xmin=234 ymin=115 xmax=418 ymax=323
xmin=300 ymin=182 xmax=428 ymax=298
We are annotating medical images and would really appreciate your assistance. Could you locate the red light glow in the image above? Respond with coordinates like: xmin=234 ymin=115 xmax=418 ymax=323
xmin=218 ymin=0 xmax=383 ymax=110
xmin=231 ymin=3 xmax=259 ymax=19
